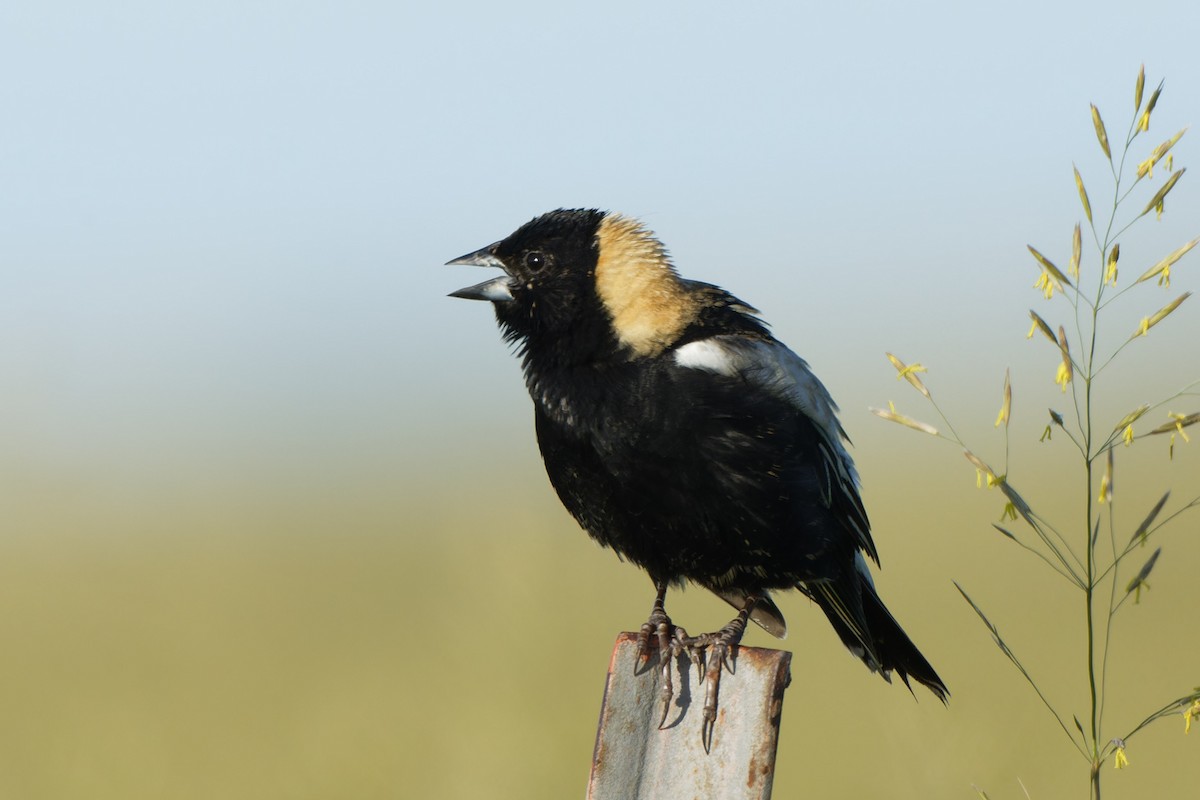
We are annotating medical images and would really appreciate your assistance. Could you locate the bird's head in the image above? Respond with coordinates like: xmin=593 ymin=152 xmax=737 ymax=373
xmin=448 ymin=209 xmax=698 ymax=360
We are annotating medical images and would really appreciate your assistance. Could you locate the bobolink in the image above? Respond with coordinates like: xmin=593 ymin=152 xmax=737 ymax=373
xmin=448 ymin=209 xmax=946 ymax=746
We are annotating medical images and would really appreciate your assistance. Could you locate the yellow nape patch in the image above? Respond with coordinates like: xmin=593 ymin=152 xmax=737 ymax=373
xmin=594 ymin=214 xmax=698 ymax=357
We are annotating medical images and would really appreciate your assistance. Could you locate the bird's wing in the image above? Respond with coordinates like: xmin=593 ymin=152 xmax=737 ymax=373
xmin=672 ymin=334 xmax=879 ymax=564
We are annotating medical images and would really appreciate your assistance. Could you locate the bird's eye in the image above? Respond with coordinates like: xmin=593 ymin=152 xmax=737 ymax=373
xmin=524 ymin=251 xmax=547 ymax=272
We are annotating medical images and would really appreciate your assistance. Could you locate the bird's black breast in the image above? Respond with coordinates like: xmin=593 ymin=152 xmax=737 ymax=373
xmin=531 ymin=354 xmax=852 ymax=589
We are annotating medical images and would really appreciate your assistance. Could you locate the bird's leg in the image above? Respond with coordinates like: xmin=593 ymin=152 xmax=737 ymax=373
xmin=692 ymin=594 xmax=759 ymax=752
xmin=636 ymin=580 xmax=679 ymax=728
xmin=636 ymin=579 xmax=672 ymax=665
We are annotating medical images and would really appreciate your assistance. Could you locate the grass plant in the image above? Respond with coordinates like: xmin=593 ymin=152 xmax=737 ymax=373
xmin=873 ymin=67 xmax=1200 ymax=799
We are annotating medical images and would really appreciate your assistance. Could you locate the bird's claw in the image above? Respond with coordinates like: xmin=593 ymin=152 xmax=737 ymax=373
xmin=636 ymin=601 xmax=673 ymax=664
xmin=637 ymin=592 xmax=756 ymax=749
xmin=695 ymin=610 xmax=752 ymax=750
xmin=681 ymin=628 xmax=705 ymax=678
xmin=699 ymin=640 xmax=733 ymax=752
xmin=636 ymin=601 xmax=684 ymax=728
xmin=653 ymin=626 xmax=696 ymax=729
xmin=639 ymin=624 xmax=744 ymax=745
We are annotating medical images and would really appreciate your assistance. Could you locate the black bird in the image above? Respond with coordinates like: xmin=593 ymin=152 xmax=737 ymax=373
xmin=448 ymin=209 xmax=946 ymax=745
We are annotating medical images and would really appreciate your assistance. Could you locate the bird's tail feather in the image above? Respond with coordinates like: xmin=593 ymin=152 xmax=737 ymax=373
xmin=805 ymin=573 xmax=948 ymax=702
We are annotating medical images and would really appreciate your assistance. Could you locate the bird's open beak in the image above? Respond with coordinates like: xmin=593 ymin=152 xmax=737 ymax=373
xmin=446 ymin=243 xmax=515 ymax=302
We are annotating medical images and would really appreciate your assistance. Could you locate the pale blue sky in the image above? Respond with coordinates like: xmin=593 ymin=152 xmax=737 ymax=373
xmin=3 ymin=1 xmax=1198 ymax=513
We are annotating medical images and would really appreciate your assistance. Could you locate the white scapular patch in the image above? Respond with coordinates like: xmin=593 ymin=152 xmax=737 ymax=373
xmin=672 ymin=338 xmax=737 ymax=373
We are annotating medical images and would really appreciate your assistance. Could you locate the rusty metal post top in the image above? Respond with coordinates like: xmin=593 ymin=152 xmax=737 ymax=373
xmin=588 ymin=633 xmax=792 ymax=800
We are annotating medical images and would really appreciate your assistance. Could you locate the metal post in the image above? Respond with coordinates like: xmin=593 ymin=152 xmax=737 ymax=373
xmin=588 ymin=632 xmax=792 ymax=799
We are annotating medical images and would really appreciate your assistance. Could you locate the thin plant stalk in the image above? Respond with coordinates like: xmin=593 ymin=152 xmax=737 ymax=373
xmin=876 ymin=68 xmax=1199 ymax=799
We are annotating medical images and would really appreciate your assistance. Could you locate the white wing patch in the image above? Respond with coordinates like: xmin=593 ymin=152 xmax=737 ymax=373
xmin=672 ymin=338 xmax=737 ymax=373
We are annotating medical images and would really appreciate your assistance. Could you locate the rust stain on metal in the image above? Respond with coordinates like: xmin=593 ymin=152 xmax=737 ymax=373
xmin=587 ymin=632 xmax=792 ymax=800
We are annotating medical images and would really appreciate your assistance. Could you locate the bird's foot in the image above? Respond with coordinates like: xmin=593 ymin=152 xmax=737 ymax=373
xmin=635 ymin=586 xmax=757 ymax=747
xmin=637 ymin=606 xmax=703 ymax=729
xmin=689 ymin=607 xmax=752 ymax=751
xmin=635 ymin=602 xmax=673 ymax=665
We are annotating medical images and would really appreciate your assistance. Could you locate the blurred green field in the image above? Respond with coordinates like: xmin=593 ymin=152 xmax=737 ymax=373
xmin=2 ymin=438 xmax=1196 ymax=799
